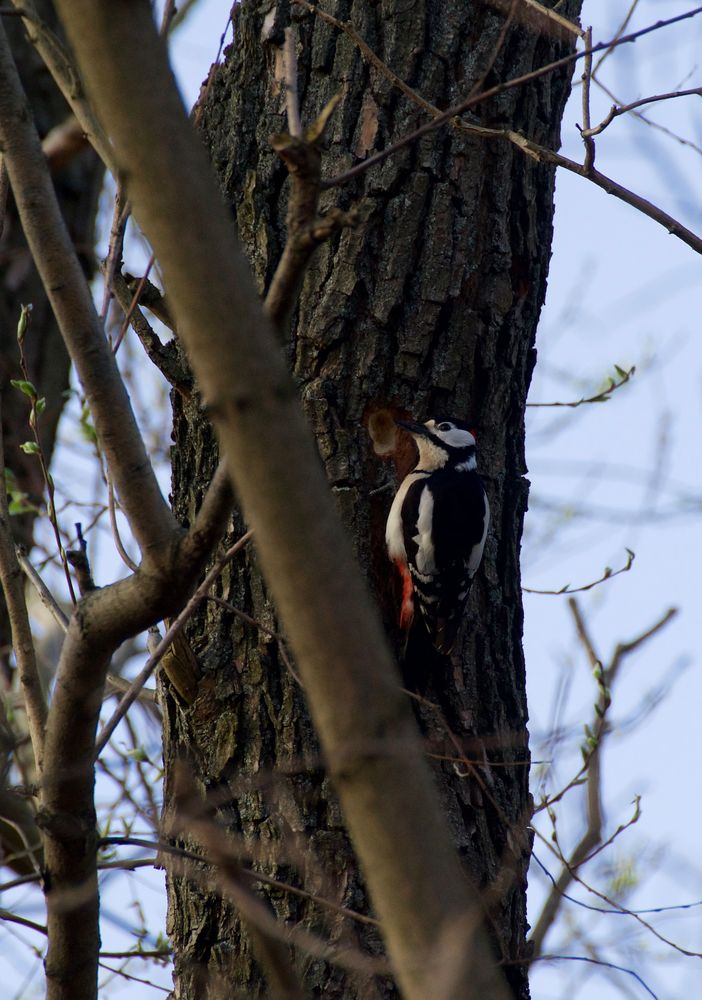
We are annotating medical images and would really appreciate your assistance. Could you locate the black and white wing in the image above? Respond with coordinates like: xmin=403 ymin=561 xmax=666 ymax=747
xmin=401 ymin=469 xmax=489 ymax=653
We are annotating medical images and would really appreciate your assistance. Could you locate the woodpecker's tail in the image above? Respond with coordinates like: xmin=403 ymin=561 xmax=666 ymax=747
xmin=416 ymin=570 xmax=473 ymax=655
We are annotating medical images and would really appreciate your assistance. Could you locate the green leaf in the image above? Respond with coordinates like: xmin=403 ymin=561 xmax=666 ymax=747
xmin=19 ymin=441 xmax=40 ymax=455
xmin=10 ymin=379 xmax=37 ymax=400
xmin=614 ymin=364 xmax=628 ymax=379
xmin=8 ymin=495 xmax=38 ymax=516
xmin=80 ymin=402 xmax=98 ymax=444
xmin=35 ymin=397 xmax=46 ymax=416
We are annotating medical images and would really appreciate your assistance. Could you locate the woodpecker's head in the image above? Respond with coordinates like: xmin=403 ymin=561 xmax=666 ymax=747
xmin=396 ymin=417 xmax=477 ymax=472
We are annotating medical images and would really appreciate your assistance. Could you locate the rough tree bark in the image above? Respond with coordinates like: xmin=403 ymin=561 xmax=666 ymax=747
xmin=165 ymin=2 xmax=581 ymax=997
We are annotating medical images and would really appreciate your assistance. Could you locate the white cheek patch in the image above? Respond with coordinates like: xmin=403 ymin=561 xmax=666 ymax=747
xmin=415 ymin=438 xmax=449 ymax=470
xmin=436 ymin=427 xmax=476 ymax=449
xmin=454 ymin=455 xmax=477 ymax=472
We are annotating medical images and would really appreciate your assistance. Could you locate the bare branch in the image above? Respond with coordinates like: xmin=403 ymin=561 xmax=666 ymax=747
xmin=123 ymin=272 xmax=175 ymax=330
xmin=207 ymin=593 xmax=302 ymax=685
xmin=529 ymin=602 xmax=678 ymax=957
xmin=0 ymin=20 xmax=178 ymax=566
xmin=526 ymin=954 xmax=658 ymax=999
xmin=591 ymin=0 xmax=640 ymax=76
xmin=110 ymin=271 xmax=191 ymax=394
xmin=105 ymin=474 xmax=138 ymax=572
xmin=16 ymin=549 xmax=69 ymax=632
xmin=93 ymin=531 xmax=252 ymax=759
xmin=0 ymin=404 xmax=47 ymax=766
xmin=65 ymin=524 xmax=96 ymax=595
xmin=582 ymin=87 xmax=702 ymax=138
xmin=0 ymin=905 xmax=46 ymax=935
xmin=517 ymin=0 xmax=582 ymax=38
xmin=8 ymin=0 xmax=117 ymax=174
xmin=473 ymin=126 xmax=702 ymax=256
xmin=178 ymin=459 xmax=234 ymax=568
xmin=318 ymin=4 xmax=702 ymax=189
xmin=579 ymin=27 xmax=595 ymax=171
xmin=299 ymin=3 xmax=702 ymax=254
xmin=523 ymin=548 xmax=635 ymax=596
xmin=592 ymin=74 xmax=702 ymax=157
xmin=527 ymin=365 xmax=635 ymax=408
xmin=266 ymin=94 xmax=354 ymax=334
xmin=98 ymin=185 xmax=129 ymax=325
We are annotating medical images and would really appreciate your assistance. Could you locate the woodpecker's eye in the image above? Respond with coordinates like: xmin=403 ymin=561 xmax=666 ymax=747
xmin=437 ymin=422 xmax=452 ymax=431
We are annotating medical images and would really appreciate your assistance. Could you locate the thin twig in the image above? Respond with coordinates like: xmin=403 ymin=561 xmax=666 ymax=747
xmin=15 ymin=548 xmax=69 ymax=632
xmin=529 ymin=603 xmax=677 ymax=957
xmin=319 ymin=4 xmax=702 ymax=189
xmin=579 ymin=27 xmax=595 ymax=171
xmin=523 ymin=548 xmax=635 ymax=596
xmin=531 ymin=852 xmax=702 ymax=918
xmin=8 ymin=0 xmax=117 ymax=173
xmin=14 ymin=307 xmax=77 ymax=603
xmin=468 ymin=125 xmax=702 ymax=255
xmin=0 ymin=906 xmax=46 ymax=935
xmin=106 ymin=473 xmax=138 ymax=572
xmin=527 ymin=365 xmax=635 ymax=408
xmin=0 ymin=403 xmax=48 ymax=766
xmin=110 ymin=271 xmax=190 ymax=393
xmin=466 ymin=0 xmax=520 ymax=101
xmin=535 ymin=823 xmax=702 ymax=962
xmin=592 ymin=75 xmax=702 ymax=157
xmin=99 ymin=185 xmax=130 ymax=326
xmin=591 ymin=0 xmax=640 ymax=77
xmin=93 ymin=531 xmax=253 ymax=759
xmin=519 ymin=0 xmax=582 ymax=38
xmin=113 ymin=254 xmax=156 ymax=355
xmin=98 ymin=962 xmax=170 ymax=994
xmin=525 ymin=954 xmax=658 ymax=1000
xmin=298 ymin=1 xmax=702 ymax=255
xmin=582 ymin=87 xmax=702 ymax=138
xmin=99 ymin=949 xmax=170 ymax=960
xmin=99 ymin=835 xmax=382 ymax=930
xmin=207 ymin=594 xmax=302 ymax=686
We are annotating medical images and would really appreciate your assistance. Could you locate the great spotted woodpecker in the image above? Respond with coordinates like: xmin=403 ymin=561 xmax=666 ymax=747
xmin=385 ymin=417 xmax=490 ymax=655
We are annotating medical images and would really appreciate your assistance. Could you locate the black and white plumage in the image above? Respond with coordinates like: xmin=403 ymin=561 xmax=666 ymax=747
xmin=385 ymin=417 xmax=490 ymax=655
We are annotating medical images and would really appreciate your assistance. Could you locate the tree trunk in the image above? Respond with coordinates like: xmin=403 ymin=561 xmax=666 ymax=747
xmin=164 ymin=3 xmax=581 ymax=997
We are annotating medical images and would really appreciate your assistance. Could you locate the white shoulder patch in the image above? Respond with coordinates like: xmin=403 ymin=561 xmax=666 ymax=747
xmin=468 ymin=492 xmax=490 ymax=575
xmin=385 ymin=472 xmax=426 ymax=561
xmin=413 ymin=485 xmax=436 ymax=575
xmin=454 ymin=454 xmax=477 ymax=472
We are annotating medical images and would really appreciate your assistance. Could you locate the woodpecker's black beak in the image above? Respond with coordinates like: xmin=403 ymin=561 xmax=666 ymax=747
xmin=395 ymin=419 xmax=430 ymax=437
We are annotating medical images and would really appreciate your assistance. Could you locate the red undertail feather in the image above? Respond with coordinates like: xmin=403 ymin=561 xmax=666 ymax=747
xmin=395 ymin=559 xmax=414 ymax=629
